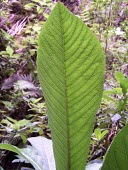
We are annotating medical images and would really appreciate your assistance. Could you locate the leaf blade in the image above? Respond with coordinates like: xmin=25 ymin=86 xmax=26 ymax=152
xmin=37 ymin=2 xmax=104 ymax=170
xmin=101 ymin=124 xmax=128 ymax=170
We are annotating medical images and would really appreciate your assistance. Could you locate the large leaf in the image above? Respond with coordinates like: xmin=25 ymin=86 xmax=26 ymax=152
xmin=37 ymin=2 xmax=104 ymax=170
xmin=101 ymin=124 xmax=128 ymax=170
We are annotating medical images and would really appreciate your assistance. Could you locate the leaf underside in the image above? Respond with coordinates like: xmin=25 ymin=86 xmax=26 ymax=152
xmin=101 ymin=124 xmax=128 ymax=170
xmin=37 ymin=2 xmax=104 ymax=170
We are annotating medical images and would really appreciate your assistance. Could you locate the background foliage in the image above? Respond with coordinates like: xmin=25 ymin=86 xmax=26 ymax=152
xmin=0 ymin=0 xmax=128 ymax=169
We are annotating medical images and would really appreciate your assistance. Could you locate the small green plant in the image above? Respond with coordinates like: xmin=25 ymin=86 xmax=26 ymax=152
xmin=93 ymin=128 xmax=108 ymax=141
xmin=115 ymin=71 xmax=128 ymax=112
xmin=103 ymin=71 xmax=128 ymax=124
xmin=0 ymin=116 xmax=40 ymax=143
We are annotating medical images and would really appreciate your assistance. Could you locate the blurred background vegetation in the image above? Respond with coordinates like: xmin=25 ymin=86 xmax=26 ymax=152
xmin=0 ymin=0 xmax=128 ymax=169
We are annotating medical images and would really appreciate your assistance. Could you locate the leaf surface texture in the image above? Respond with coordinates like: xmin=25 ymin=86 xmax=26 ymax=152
xmin=37 ymin=2 xmax=104 ymax=170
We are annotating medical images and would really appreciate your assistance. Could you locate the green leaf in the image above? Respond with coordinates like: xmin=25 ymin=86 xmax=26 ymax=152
xmin=20 ymin=134 xmax=27 ymax=143
xmin=94 ymin=128 xmax=101 ymax=140
xmin=43 ymin=13 xmax=49 ymax=19
xmin=24 ymin=3 xmax=36 ymax=10
xmin=102 ymin=94 xmax=117 ymax=103
xmin=0 ymin=143 xmax=21 ymax=155
xmin=115 ymin=72 xmax=128 ymax=95
xmin=6 ymin=46 xmax=14 ymax=56
xmin=101 ymin=124 xmax=128 ymax=170
xmin=117 ymin=99 xmax=126 ymax=112
xmin=100 ymin=130 xmax=108 ymax=139
xmin=16 ymin=119 xmax=30 ymax=128
xmin=3 ymin=137 xmax=56 ymax=170
xmin=6 ymin=116 xmax=17 ymax=123
xmin=115 ymin=71 xmax=125 ymax=83
xmin=32 ymin=0 xmax=40 ymax=2
xmin=103 ymin=88 xmax=122 ymax=95
xmin=10 ymin=54 xmax=20 ymax=58
xmin=37 ymin=2 xmax=104 ymax=170
xmin=0 ymin=51 xmax=8 ymax=55
xmin=120 ymin=78 xmax=128 ymax=95
xmin=37 ymin=6 xmax=44 ymax=14
xmin=94 ymin=128 xmax=108 ymax=141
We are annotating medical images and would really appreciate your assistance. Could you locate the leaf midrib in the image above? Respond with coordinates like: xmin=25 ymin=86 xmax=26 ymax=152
xmin=58 ymin=3 xmax=70 ymax=169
